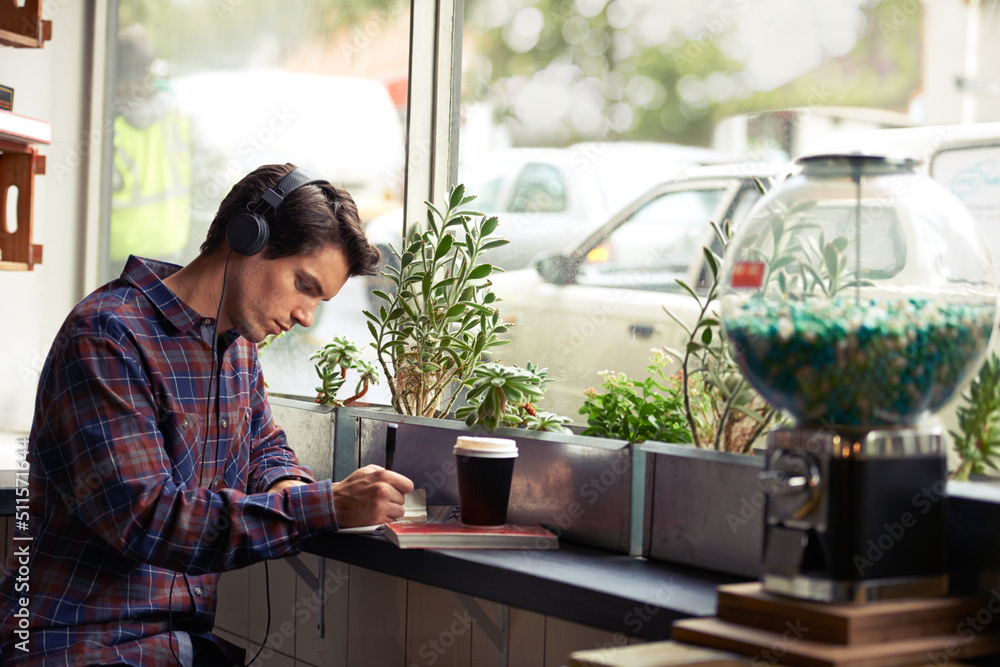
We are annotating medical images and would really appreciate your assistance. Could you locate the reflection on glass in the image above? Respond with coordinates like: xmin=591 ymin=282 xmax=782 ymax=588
xmin=577 ymin=189 xmax=726 ymax=292
xmin=462 ymin=0 xmax=937 ymax=421
xmin=109 ymin=0 xmax=411 ymax=399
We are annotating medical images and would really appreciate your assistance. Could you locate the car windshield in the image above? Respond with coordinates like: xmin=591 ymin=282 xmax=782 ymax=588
xmin=577 ymin=188 xmax=727 ymax=292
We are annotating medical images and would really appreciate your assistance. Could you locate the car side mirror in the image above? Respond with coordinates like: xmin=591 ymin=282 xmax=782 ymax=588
xmin=535 ymin=253 xmax=577 ymax=285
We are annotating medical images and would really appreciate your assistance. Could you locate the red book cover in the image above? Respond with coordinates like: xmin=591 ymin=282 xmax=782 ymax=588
xmin=384 ymin=521 xmax=558 ymax=550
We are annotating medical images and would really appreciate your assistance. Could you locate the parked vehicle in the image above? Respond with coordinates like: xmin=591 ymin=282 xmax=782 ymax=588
xmin=492 ymin=122 xmax=1000 ymax=422
xmin=488 ymin=162 xmax=788 ymax=418
xmin=362 ymin=142 xmax=733 ymax=305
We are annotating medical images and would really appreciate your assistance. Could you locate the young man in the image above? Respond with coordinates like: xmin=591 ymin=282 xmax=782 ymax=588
xmin=0 ymin=164 xmax=413 ymax=666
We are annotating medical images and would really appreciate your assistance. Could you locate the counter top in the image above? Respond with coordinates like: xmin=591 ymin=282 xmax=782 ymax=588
xmin=303 ymin=531 xmax=743 ymax=640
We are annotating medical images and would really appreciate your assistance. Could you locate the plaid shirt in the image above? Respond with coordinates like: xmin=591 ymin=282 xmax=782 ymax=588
xmin=0 ymin=256 xmax=338 ymax=666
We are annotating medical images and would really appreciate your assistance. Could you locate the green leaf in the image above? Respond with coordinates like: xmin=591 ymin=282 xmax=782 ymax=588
xmin=449 ymin=184 xmax=467 ymax=210
xmin=445 ymin=304 xmax=465 ymax=318
xmin=434 ymin=234 xmax=454 ymax=260
xmin=467 ymin=264 xmax=494 ymax=280
xmin=481 ymin=216 xmax=500 ymax=236
xmin=675 ymin=279 xmax=699 ymax=301
xmin=703 ymin=247 xmax=719 ymax=277
xmin=481 ymin=238 xmax=510 ymax=251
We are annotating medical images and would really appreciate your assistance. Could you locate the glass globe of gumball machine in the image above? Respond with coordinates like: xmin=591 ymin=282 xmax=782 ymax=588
xmin=719 ymin=153 xmax=998 ymax=603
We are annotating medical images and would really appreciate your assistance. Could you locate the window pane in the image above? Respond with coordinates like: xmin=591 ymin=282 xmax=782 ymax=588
xmin=459 ymin=0 xmax=991 ymax=423
xmin=108 ymin=0 xmax=409 ymax=400
xmin=578 ymin=188 xmax=725 ymax=292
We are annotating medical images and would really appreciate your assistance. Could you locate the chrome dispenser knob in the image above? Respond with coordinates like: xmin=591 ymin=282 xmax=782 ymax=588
xmin=761 ymin=450 xmax=822 ymax=523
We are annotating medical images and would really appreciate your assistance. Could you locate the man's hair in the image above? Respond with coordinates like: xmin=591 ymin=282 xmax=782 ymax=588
xmin=200 ymin=163 xmax=382 ymax=277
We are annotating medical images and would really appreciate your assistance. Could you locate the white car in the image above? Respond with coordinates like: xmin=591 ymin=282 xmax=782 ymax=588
xmin=493 ymin=122 xmax=1000 ymax=422
xmin=363 ymin=142 xmax=734 ymax=304
xmin=488 ymin=162 xmax=789 ymax=419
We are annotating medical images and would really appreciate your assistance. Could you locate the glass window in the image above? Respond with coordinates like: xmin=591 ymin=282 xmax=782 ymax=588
xmin=106 ymin=0 xmax=409 ymax=400
xmin=509 ymin=163 xmax=568 ymax=213
xmin=459 ymin=0 xmax=977 ymax=421
xmin=577 ymin=188 xmax=725 ymax=292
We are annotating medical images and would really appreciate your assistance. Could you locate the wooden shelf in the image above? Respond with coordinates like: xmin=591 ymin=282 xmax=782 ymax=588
xmin=0 ymin=0 xmax=52 ymax=48
xmin=0 ymin=109 xmax=51 ymax=145
xmin=0 ymin=134 xmax=46 ymax=271
xmin=0 ymin=1 xmax=50 ymax=271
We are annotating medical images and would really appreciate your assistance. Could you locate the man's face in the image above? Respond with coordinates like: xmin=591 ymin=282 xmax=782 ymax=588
xmin=226 ymin=243 xmax=350 ymax=343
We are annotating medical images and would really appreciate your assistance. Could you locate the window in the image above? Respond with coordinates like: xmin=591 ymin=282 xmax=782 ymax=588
xmin=508 ymin=163 xmax=568 ymax=213
xmin=577 ymin=188 xmax=726 ymax=292
xmin=105 ymin=0 xmax=410 ymax=399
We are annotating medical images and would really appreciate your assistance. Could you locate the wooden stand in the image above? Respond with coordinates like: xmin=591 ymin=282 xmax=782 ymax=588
xmin=567 ymin=583 xmax=997 ymax=666
xmin=672 ymin=582 xmax=1000 ymax=667
xmin=0 ymin=137 xmax=45 ymax=270
xmin=0 ymin=0 xmax=52 ymax=48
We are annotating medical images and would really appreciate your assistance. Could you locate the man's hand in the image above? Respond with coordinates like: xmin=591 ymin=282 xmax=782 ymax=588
xmin=332 ymin=464 xmax=415 ymax=528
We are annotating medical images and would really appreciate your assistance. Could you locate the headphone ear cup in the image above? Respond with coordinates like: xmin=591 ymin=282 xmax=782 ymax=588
xmin=226 ymin=211 xmax=269 ymax=256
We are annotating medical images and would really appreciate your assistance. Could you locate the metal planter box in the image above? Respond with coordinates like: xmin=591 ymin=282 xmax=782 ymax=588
xmin=269 ymin=395 xmax=338 ymax=482
xmin=338 ymin=406 xmax=640 ymax=554
xmin=642 ymin=442 xmax=765 ymax=579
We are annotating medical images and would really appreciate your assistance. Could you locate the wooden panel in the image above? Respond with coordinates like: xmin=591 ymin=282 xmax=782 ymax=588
xmin=569 ymin=640 xmax=763 ymax=667
xmin=0 ymin=144 xmax=43 ymax=269
xmin=246 ymin=642 xmax=295 ymax=667
xmin=248 ymin=559 xmax=298 ymax=661
xmin=672 ymin=616 xmax=1000 ymax=667
xmin=405 ymin=580 xmax=472 ymax=667
xmin=294 ymin=556 xmax=349 ymax=667
xmin=213 ymin=628 xmax=247 ymax=657
xmin=346 ymin=564 xmax=407 ymax=666
xmin=716 ymin=582 xmax=989 ymax=645
xmin=215 ymin=567 xmax=250 ymax=640
xmin=0 ymin=0 xmax=51 ymax=48
xmin=508 ymin=608 xmax=546 ymax=667
xmin=544 ymin=617 xmax=621 ymax=667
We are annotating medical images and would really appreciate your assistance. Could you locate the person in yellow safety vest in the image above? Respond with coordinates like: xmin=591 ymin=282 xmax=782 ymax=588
xmin=110 ymin=26 xmax=192 ymax=265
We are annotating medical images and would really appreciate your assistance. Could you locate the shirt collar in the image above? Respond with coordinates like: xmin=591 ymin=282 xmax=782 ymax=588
xmin=120 ymin=255 xmax=204 ymax=334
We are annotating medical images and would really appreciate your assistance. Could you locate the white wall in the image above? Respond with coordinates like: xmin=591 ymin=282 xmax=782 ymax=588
xmin=0 ymin=3 xmax=100 ymax=433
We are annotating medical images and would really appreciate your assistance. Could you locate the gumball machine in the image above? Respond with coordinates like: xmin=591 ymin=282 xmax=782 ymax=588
xmin=719 ymin=154 xmax=998 ymax=603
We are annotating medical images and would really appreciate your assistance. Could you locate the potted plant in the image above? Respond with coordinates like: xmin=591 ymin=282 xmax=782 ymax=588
xmin=364 ymin=184 xmax=510 ymax=418
xmin=949 ymin=352 xmax=1000 ymax=481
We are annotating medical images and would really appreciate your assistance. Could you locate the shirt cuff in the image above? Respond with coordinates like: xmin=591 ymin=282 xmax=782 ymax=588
xmin=258 ymin=466 xmax=317 ymax=492
xmin=286 ymin=479 xmax=338 ymax=538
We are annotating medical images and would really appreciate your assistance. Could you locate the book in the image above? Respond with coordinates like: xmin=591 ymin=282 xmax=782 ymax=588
xmin=384 ymin=517 xmax=559 ymax=550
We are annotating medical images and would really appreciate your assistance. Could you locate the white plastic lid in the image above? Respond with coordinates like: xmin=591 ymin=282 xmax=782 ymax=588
xmin=454 ymin=436 xmax=518 ymax=458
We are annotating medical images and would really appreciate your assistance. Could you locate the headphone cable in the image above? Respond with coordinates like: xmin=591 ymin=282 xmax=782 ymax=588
xmin=168 ymin=249 xmax=234 ymax=665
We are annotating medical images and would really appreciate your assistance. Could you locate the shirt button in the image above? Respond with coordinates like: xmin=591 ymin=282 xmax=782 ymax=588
xmin=210 ymin=479 xmax=219 ymax=490
xmin=201 ymin=318 xmax=212 ymax=326
xmin=220 ymin=417 xmax=228 ymax=429
xmin=194 ymin=586 xmax=203 ymax=596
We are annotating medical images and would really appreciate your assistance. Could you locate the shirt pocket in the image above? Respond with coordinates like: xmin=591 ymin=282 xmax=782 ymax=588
xmin=160 ymin=409 xmax=202 ymax=485
xmin=220 ymin=407 xmax=252 ymax=489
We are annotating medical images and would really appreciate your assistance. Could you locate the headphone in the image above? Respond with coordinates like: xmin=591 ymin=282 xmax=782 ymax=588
xmin=225 ymin=166 xmax=329 ymax=256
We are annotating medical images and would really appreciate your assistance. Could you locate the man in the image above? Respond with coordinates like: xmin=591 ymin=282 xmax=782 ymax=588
xmin=0 ymin=163 xmax=413 ymax=665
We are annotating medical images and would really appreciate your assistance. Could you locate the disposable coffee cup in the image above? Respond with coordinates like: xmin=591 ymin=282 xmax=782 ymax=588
xmin=454 ymin=436 xmax=518 ymax=527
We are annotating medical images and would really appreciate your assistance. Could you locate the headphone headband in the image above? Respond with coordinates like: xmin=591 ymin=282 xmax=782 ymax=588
xmin=257 ymin=166 xmax=327 ymax=212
